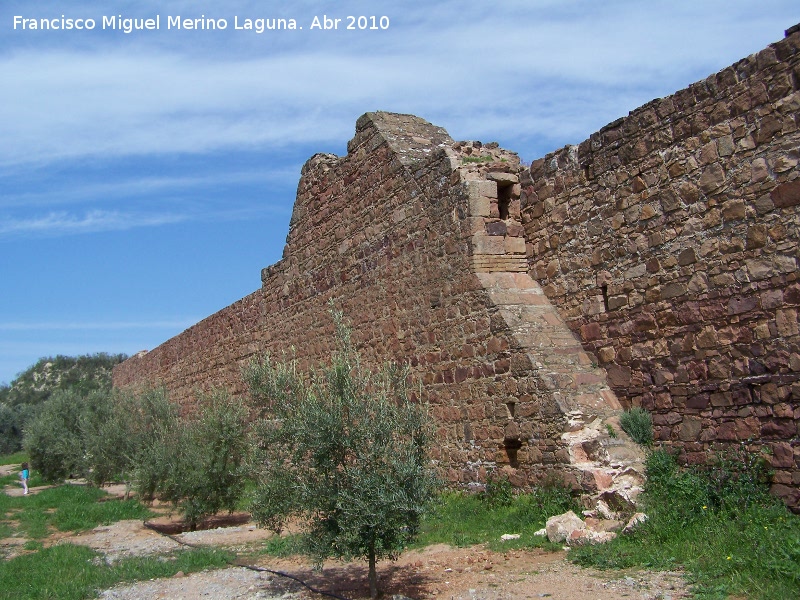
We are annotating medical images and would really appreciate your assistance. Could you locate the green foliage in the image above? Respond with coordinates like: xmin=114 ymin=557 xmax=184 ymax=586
xmin=82 ymin=391 xmax=141 ymax=488
xmin=1 ymin=353 xmax=126 ymax=408
xmin=23 ymin=388 xmax=140 ymax=484
xmin=2 ymin=353 xmax=126 ymax=457
xmin=0 ymin=543 xmax=231 ymax=600
xmin=0 ymin=450 xmax=28 ymax=465
xmin=0 ymin=403 xmax=33 ymax=455
xmin=571 ymin=446 xmax=800 ymax=599
xmin=127 ymin=388 xmax=180 ymax=502
xmin=619 ymin=406 xmax=653 ymax=446
xmin=148 ymin=391 xmax=250 ymax=529
xmin=415 ymin=485 xmax=578 ymax=551
xmin=704 ymin=442 xmax=774 ymax=513
xmin=246 ymin=310 xmax=440 ymax=599
xmin=23 ymin=390 xmax=91 ymax=481
xmin=482 ymin=473 xmax=514 ymax=507
xmin=18 ymin=378 xmax=250 ymax=529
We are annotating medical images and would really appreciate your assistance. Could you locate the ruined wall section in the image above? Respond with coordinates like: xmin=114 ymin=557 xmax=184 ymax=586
xmin=113 ymin=112 xmax=583 ymax=487
xmin=521 ymin=28 xmax=800 ymax=504
xmin=111 ymin=290 xmax=267 ymax=402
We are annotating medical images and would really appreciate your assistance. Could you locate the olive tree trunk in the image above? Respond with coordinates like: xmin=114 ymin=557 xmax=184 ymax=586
xmin=369 ymin=546 xmax=378 ymax=599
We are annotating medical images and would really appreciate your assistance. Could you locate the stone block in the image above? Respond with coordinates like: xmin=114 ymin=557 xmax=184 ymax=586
xmin=678 ymin=416 xmax=703 ymax=441
xmin=468 ymin=179 xmax=497 ymax=200
xmin=771 ymin=180 xmax=800 ymax=208
xmin=722 ymin=199 xmax=746 ymax=221
xmin=546 ymin=511 xmax=585 ymax=543
xmin=469 ymin=195 xmax=491 ymax=218
xmin=698 ymin=163 xmax=726 ymax=193
xmin=776 ymin=309 xmax=799 ymax=336
xmin=504 ymin=236 xmax=526 ymax=255
xmin=487 ymin=172 xmax=519 ymax=184
xmin=761 ymin=420 xmax=797 ymax=438
xmin=471 ymin=234 xmax=505 ymax=255
xmin=485 ymin=221 xmax=507 ymax=236
xmin=661 ymin=282 xmax=687 ymax=300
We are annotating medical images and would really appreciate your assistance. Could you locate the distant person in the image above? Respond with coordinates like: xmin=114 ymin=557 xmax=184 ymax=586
xmin=20 ymin=462 xmax=29 ymax=495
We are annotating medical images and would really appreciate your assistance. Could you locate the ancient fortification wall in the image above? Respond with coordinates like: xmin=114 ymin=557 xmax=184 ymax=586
xmin=521 ymin=26 xmax=800 ymax=505
xmin=115 ymin=26 xmax=800 ymax=508
xmin=115 ymin=112 xmax=640 ymax=507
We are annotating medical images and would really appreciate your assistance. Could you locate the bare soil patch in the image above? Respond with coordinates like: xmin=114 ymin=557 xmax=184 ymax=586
xmin=2 ymin=475 xmax=690 ymax=599
xmin=81 ymin=518 xmax=688 ymax=599
xmin=145 ymin=511 xmax=252 ymax=535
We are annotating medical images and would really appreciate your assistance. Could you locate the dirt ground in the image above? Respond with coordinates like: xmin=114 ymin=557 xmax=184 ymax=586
xmin=2 ymin=470 xmax=689 ymax=599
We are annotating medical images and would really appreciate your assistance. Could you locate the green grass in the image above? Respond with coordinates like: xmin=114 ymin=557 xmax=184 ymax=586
xmin=1 ymin=472 xmax=45 ymax=491
xmin=258 ymin=485 xmax=578 ymax=558
xmin=0 ymin=479 xmax=228 ymax=600
xmin=619 ymin=407 xmax=653 ymax=446
xmin=412 ymin=486 xmax=579 ymax=551
xmin=0 ymin=452 xmax=27 ymax=466
xmin=0 ymin=543 xmax=233 ymax=600
xmin=1 ymin=484 xmax=152 ymax=539
xmin=259 ymin=533 xmax=305 ymax=557
xmin=570 ymin=448 xmax=800 ymax=599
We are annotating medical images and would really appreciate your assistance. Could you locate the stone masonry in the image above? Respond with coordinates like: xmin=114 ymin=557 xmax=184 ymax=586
xmin=521 ymin=24 xmax=800 ymax=507
xmin=115 ymin=25 xmax=800 ymax=508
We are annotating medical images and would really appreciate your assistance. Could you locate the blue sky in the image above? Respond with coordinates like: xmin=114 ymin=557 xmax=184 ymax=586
xmin=1 ymin=1 xmax=798 ymax=384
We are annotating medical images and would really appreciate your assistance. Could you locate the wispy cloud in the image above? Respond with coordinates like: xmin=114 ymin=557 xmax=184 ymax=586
xmin=0 ymin=201 xmax=291 ymax=238
xmin=2 ymin=2 xmax=795 ymax=169
xmin=0 ymin=167 xmax=301 ymax=209
xmin=0 ymin=209 xmax=187 ymax=237
xmin=0 ymin=320 xmax=199 ymax=331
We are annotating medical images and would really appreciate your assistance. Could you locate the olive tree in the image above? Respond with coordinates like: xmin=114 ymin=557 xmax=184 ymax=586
xmin=246 ymin=312 xmax=439 ymax=599
xmin=23 ymin=389 xmax=91 ymax=481
xmin=133 ymin=390 xmax=250 ymax=530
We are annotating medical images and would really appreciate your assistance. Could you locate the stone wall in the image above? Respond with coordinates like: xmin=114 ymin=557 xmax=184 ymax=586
xmin=521 ymin=26 xmax=800 ymax=505
xmin=115 ymin=112 xmax=641 ymax=506
xmin=115 ymin=26 xmax=800 ymax=507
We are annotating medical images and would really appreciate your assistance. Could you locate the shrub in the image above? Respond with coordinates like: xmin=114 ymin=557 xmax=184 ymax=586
xmin=82 ymin=392 xmax=141 ymax=489
xmin=132 ymin=390 xmax=250 ymax=529
xmin=23 ymin=390 xmax=91 ymax=481
xmin=619 ymin=407 xmax=653 ymax=446
xmin=704 ymin=442 xmax=774 ymax=513
xmin=482 ymin=473 xmax=514 ymax=507
xmin=246 ymin=310 xmax=439 ymax=599
xmin=0 ymin=403 xmax=32 ymax=455
xmin=129 ymin=388 xmax=180 ymax=502
xmin=571 ymin=445 xmax=800 ymax=599
xmin=156 ymin=391 xmax=250 ymax=529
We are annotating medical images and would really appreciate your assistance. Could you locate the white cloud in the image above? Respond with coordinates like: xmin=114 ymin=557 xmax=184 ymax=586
xmin=1 ymin=1 xmax=795 ymax=169
xmin=0 ymin=209 xmax=187 ymax=236
xmin=0 ymin=167 xmax=299 ymax=210
xmin=0 ymin=320 xmax=198 ymax=331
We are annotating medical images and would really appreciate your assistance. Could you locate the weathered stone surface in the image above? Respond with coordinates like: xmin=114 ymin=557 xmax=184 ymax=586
xmin=115 ymin=27 xmax=800 ymax=510
xmin=546 ymin=511 xmax=586 ymax=543
xmin=623 ymin=512 xmax=648 ymax=534
xmin=772 ymin=180 xmax=800 ymax=208
xmin=516 ymin=28 xmax=800 ymax=509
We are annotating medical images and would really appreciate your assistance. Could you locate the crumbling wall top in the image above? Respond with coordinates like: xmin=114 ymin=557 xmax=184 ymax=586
xmin=349 ymin=111 xmax=454 ymax=165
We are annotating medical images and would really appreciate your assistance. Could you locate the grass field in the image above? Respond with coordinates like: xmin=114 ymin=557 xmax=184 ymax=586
xmin=3 ymin=450 xmax=800 ymax=599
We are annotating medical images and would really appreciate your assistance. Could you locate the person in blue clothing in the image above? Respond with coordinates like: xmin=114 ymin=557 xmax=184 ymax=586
xmin=19 ymin=462 xmax=29 ymax=495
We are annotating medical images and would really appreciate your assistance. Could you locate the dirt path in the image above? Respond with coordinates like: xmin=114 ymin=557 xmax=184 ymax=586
xmin=84 ymin=520 xmax=687 ymax=600
xmin=2 ymin=473 xmax=688 ymax=599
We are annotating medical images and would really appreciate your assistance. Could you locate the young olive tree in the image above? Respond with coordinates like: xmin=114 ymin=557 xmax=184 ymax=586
xmin=23 ymin=389 xmax=93 ymax=481
xmin=134 ymin=390 xmax=250 ymax=530
xmin=246 ymin=312 xmax=439 ymax=599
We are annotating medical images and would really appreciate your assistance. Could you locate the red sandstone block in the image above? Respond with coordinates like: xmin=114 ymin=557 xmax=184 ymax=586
xmin=771 ymin=180 xmax=800 ymax=208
